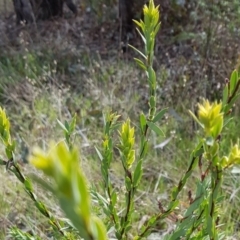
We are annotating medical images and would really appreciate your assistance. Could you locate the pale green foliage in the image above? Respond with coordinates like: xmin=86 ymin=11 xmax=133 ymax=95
xmin=29 ymin=142 xmax=107 ymax=240
xmin=0 ymin=107 xmax=15 ymax=159
xmin=119 ymin=119 xmax=135 ymax=169
xmin=189 ymin=99 xmax=223 ymax=138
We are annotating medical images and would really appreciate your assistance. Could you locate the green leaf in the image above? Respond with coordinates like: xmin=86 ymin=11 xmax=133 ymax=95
xmin=168 ymin=199 xmax=180 ymax=211
xmin=133 ymin=159 xmax=143 ymax=187
xmin=223 ymin=117 xmax=233 ymax=127
xmin=5 ymin=146 xmax=13 ymax=160
xmin=24 ymin=178 xmax=33 ymax=192
xmin=111 ymin=189 xmax=117 ymax=206
xmin=134 ymin=58 xmax=147 ymax=71
xmin=153 ymin=22 xmax=161 ymax=36
xmin=168 ymin=226 xmax=188 ymax=240
xmin=206 ymin=214 xmax=214 ymax=236
xmin=30 ymin=174 xmax=55 ymax=193
xmin=0 ymin=158 xmax=6 ymax=166
xmin=59 ymin=197 xmax=90 ymax=240
xmin=95 ymin=146 xmax=103 ymax=161
xmin=115 ymin=232 xmax=122 ymax=240
xmin=222 ymin=85 xmax=228 ymax=106
xmin=135 ymin=28 xmax=146 ymax=45
xmin=125 ymin=224 xmax=132 ymax=232
xmin=147 ymin=121 xmax=164 ymax=136
xmin=57 ymin=119 xmax=68 ymax=133
xmin=125 ymin=176 xmax=132 ymax=191
xmin=139 ymin=216 xmax=157 ymax=233
xmin=153 ymin=108 xmax=168 ymax=123
xmin=64 ymin=120 xmax=70 ymax=132
xmin=128 ymin=44 xmax=147 ymax=60
xmin=148 ymin=67 xmax=156 ymax=88
xmin=35 ymin=201 xmax=48 ymax=216
xmin=91 ymin=216 xmax=108 ymax=240
xmin=230 ymin=69 xmax=238 ymax=94
xmin=149 ymin=96 xmax=156 ymax=108
xmin=133 ymin=19 xmax=143 ymax=30
xmin=140 ymin=113 xmax=147 ymax=134
xmin=193 ymin=148 xmax=204 ymax=158
xmin=223 ymin=93 xmax=240 ymax=114
xmin=69 ymin=113 xmax=77 ymax=133
xmin=189 ymin=110 xmax=204 ymax=129
xmin=184 ymin=195 xmax=204 ymax=217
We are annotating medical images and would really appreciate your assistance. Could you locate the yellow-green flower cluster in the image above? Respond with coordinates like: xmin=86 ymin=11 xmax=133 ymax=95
xmin=197 ymin=99 xmax=223 ymax=138
xmin=119 ymin=119 xmax=135 ymax=169
xmin=0 ymin=107 xmax=12 ymax=146
xmin=30 ymin=142 xmax=89 ymax=208
xmin=133 ymin=0 xmax=160 ymax=43
xmin=0 ymin=107 xmax=15 ymax=159
xmin=142 ymin=0 xmax=160 ymax=32
xmin=189 ymin=99 xmax=224 ymax=138
xmin=221 ymin=142 xmax=240 ymax=168
xmin=29 ymin=142 xmax=107 ymax=239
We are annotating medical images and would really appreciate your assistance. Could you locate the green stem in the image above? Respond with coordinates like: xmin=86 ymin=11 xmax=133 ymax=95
xmin=138 ymin=145 xmax=203 ymax=238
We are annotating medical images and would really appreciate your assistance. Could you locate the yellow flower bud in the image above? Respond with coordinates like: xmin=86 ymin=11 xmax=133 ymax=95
xmin=228 ymin=143 xmax=240 ymax=166
xmin=29 ymin=146 xmax=54 ymax=176
xmin=197 ymin=99 xmax=223 ymax=138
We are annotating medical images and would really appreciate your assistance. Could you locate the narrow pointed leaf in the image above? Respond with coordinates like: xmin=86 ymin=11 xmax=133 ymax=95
xmin=125 ymin=176 xmax=132 ymax=191
xmin=223 ymin=117 xmax=233 ymax=127
xmin=24 ymin=178 xmax=33 ymax=192
xmin=147 ymin=121 xmax=164 ymax=136
xmin=223 ymin=93 xmax=240 ymax=114
xmin=188 ymin=110 xmax=204 ymax=128
xmin=222 ymin=85 xmax=228 ymax=106
xmin=140 ymin=113 xmax=147 ymax=134
xmin=230 ymin=69 xmax=238 ymax=94
xmin=134 ymin=58 xmax=147 ymax=70
xmin=135 ymin=28 xmax=146 ymax=44
xmin=133 ymin=159 xmax=143 ymax=187
xmin=69 ymin=114 xmax=77 ymax=133
xmin=57 ymin=119 xmax=68 ymax=133
xmin=153 ymin=108 xmax=168 ymax=123
xmin=128 ymin=44 xmax=147 ymax=60
xmin=95 ymin=146 xmax=103 ymax=161
xmin=133 ymin=19 xmax=143 ymax=29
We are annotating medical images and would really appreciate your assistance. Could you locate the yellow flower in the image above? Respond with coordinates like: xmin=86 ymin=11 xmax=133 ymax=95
xmin=221 ymin=142 xmax=240 ymax=168
xmin=29 ymin=146 xmax=55 ymax=176
xmin=197 ymin=99 xmax=223 ymax=138
xmin=119 ymin=119 xmax=135 ymax=168
xmin=0 ymin=107 xmax=11 ymax=145
xmin=228 ymin=143 xmax=240 ymax=165
xmin=143 ymin=0 xmax=160 ymax=31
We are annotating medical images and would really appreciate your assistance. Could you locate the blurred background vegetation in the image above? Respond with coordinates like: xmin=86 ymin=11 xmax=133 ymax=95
xmin=0 ymin=0 xmax=240 ymax=239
